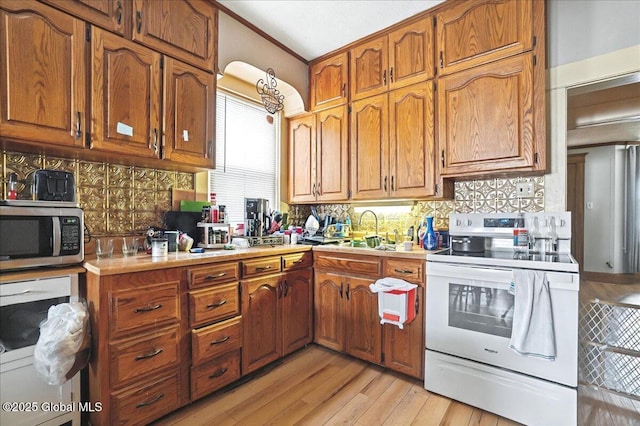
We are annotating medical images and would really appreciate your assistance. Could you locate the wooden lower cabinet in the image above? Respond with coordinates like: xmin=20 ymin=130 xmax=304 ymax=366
xmin=241 ymin=274 xmax=282 ymax=373
xmin=314 ymin=253 xmax=426 ymax=379
xmin=241 ymin=266 xmax=313 ymax=374
xmin=86 ymin=268 xmax=189 ymax=426
xmin=313 ymin=271 xmax=381 ymax=364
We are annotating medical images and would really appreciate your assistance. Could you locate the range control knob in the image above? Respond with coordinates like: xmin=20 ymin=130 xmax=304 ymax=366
xmin=465 ymin=219 xmax=472 ymax=226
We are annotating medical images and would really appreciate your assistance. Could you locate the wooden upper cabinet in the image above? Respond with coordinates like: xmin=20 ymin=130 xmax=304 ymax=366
xmin=288 ymin=114 xmax=316 ymax=203
xmin=40 ymin=0 xmax=127 ymax=35
xmin=350 ymin=94 xmax=389 ymax=200
xmin=132 ymin=0 xmax=216 ymax=72
xmin=310 ymin=52 xmax=349 ymax=111
xmin=438 ymin=53 xmax=535 ymax=176
xmin=350 ymin=17 xmax=434 ymax=101
xmin=163 ymin=58 xmax=215 ymax=168
xmin=91 ymin=27 xmax=162 ymax=158
xmin=436 ymin=0 xmax=533 ymax=76
xmin=388 ymin=17 xmax=435 ymax=90
xmin=389 ymin=81 xmax=436 ymax=198
xmin=350 ymin=36 xmax=388 ymax=101
xmin=0 ymin=1 xmax=86 ymax=147
xmin=316 ymin=105 xmax=349 ymax=202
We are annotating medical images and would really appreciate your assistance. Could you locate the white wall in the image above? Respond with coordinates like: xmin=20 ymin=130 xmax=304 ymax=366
xmin=570 ymin=145 xmax=627 ymax=273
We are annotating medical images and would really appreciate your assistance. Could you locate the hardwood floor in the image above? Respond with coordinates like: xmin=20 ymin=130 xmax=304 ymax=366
xmin=154 ymin=345 xmax=520 ymax=426
xmin=154 ymin=278 xmax=640 ymax=426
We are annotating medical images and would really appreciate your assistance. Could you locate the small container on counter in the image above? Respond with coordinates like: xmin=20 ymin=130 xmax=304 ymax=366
xmin=151 ymin=238 xmax=168 ymax=257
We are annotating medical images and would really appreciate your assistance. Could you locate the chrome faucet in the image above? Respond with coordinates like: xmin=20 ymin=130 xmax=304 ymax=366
xmin=358 ymin=210 xmax=378 ymax=236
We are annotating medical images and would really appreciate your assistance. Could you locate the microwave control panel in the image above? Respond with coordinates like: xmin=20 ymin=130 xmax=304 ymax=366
xmin=60 ymin=216 xmax=81 ymax=255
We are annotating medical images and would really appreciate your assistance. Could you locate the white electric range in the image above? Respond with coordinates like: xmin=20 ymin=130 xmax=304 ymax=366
xmin=425 ymin=212 xmax=579 ymax=426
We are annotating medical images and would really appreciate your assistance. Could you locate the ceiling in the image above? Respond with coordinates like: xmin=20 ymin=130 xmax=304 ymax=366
xmin=217 ymin=0 xmax=444 ymax=62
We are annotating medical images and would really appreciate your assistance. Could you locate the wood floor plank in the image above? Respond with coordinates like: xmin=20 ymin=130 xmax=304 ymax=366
xmin=440 ymin=400 xmax=474 ymax=426
xmin=411 ymin=392 xmax=452 ymax=426
xmin=469 ymin=408 xmax=499 ymax=426
xmin=354 ymin=376 xmax=413 ymax=425
xmin=298 ymin=364 xmax=382 ymax=425
xmin=381 ymin=383 xmax=430 ymax=426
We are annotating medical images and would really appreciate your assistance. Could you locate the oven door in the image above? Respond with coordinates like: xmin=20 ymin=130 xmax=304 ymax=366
xmin=426 ymin=261 xmax=578 ymax=387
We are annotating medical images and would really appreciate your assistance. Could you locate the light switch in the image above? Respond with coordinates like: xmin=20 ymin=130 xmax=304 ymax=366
xmin=182 ymin=130 xmax=189 ymax=141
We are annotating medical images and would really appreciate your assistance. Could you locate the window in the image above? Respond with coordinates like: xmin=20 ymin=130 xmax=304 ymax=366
xmin=209 ymin=91 xmax=280 ymax=226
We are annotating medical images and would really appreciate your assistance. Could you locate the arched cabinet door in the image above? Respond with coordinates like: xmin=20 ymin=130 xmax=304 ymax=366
xmin=163 ymin=58 xmax=215 ymax=168
xmin=310 ymin=52 xmax=349 ymax=111
xmin=0 ymin=1 xmax=86 ymax=147
xmin=90 ymin=27 xmax=161 ymax=158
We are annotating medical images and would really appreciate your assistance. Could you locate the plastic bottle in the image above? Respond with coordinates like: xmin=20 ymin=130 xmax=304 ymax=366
xmin=423 ymin=216 xmax=437 ymax=250
xmin=6 ymin=172 xmax=18 ymax=200
xmin=513 ymin=212 xmax=528 ymax=250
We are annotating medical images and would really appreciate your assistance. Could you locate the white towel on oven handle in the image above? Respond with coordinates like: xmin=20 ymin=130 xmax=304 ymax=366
xmin=509 ymin=269 xmax=557 ymax=361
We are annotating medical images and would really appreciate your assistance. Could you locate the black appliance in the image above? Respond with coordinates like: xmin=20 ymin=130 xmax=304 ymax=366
xmin=245 ymin=198 xmax=269 ymax=237
xmin=30 ymin=169 xmax=76 ymax=202
xmin=163 ymin=211 xmax=202 ymax=244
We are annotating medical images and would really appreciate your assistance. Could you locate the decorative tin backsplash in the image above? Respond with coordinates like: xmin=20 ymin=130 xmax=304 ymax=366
xmin=1 ymin=150 xmax=194 ymax=237
xmin=288 ymin=176 xmax=544 ymax=234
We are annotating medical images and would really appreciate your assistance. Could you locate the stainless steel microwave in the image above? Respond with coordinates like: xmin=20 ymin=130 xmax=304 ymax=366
xmin=0 ymin=202 xmax=84 ymax=270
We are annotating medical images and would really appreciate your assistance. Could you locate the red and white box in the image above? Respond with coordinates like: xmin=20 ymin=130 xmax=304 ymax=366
xmin=369 ymin=278 xmax=418 ymax=329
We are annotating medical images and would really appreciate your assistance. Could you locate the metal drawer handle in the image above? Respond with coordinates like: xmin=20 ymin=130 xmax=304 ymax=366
xmin=134 ymin=303 xmax=163 ymax=313
xmin=205 ymin=272 xmax=227 ymax=280
xmin=135 ymin=348 xmax=163 ymax=361
xmin=256 ymin=266 xmax=272 ymax=271
xmin=292 ymin=259 xmax=304 ymax=264
xmin=0 ymin=289 xmax=30 ymax=297
xmin=207 ymin=299 xmax=227 ymax=309
xmin=484 ymin=348 xmax=498 ymax=354
xmin=136 ymin=393 xmax=164 ymax=408
xmin=210 ymin=336 xmax=230 ymax=345
xmin=394 ymin=269 xmax=414 ymax=274
xmin=209 ymin=367 xmax=228 ymax=379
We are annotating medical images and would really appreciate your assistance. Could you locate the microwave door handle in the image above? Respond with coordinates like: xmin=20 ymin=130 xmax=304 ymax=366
xmin=52 ymin=217 xmax=61 ymax=256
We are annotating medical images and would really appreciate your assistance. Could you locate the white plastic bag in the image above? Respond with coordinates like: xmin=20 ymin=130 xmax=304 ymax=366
xmin=33 ymin=301 xmax=90 ymax=385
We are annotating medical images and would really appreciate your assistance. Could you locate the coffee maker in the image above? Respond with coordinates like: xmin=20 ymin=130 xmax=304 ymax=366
xmin=245 ymin=198 xmax=269 ymax=236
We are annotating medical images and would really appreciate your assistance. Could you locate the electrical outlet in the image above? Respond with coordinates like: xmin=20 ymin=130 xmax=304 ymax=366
xmin=516 ymin=182 xmax=534 ymax=198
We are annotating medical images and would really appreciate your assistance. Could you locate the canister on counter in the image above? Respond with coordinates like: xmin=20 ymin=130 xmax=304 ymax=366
xmin=151 ymin=238 xmax=168 ymax=257
xmin=165 ymin=231 xmax=179 ymax=252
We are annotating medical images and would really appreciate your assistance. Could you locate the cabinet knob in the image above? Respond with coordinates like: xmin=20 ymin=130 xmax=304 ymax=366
xmin=136 ymin=10 xmax=142 ymax=33
xmin=439 ymin=51 xmax=443 ymax=68
xmin=116 ymin=1 xmax=123 ymax=25
xmin=75 ymin=111 xmax=82 ymax=139
xmin=390 ymin=67 xmax=394 ymax=83
xmin=383 ymin=69 xmax=387 ymax=85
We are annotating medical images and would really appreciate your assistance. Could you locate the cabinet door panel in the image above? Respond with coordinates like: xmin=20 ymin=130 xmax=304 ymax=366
xmin=438 ymin=54 xmax=534 ymax=176
xmin=345 ymin=277 xmax=381 ymax=364
xmin=350 ymin=94 xmax=388 ymax=200
xmin=310 ymin=52 xmax=348 ymax=111
xmin=383 ymin=287 xmax=424 ymax=379
xmin=288 ymin=114 xmax=316 ymax=203
xmin=91 ymin=27 xmax=161 ymax=158
xmin=350 ymin=36 xmax=388 ymax=100
xmin=41 ymin=0 xmax=126 ymax=35
xmin=133 ymin=0 xmax=216 ymax=71
xmin=0 ymin=1 xmax=85 ymax=147
xmin=241 ymin=276 xmax=281 ymax=374
xmin=282 ymin=268 xmax=312 ymax=355
xmin=163 ymin=58 xmax=215 ymax=167
xmin=389 ymin=81 xmax=436 ymax=198
xmin=316 ymin=105 xmax=349 ymax=202
xmin=389 ymin=17 xmax=434 ymax=90
xmin=313 ymin=272 xmax=345 ymax=351
xmin=437 ymin=0 xmax=533 ymax=75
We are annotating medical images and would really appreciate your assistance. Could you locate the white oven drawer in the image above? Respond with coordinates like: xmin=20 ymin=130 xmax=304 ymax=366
xmin=0 ymin=277 xmax=71 ymax=306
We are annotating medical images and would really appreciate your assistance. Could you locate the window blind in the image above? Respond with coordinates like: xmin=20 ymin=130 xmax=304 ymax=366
xmin=209 ymin=91 xmax=280 ymax=226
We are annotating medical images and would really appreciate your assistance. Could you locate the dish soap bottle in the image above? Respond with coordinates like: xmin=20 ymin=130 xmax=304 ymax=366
xmin=423 ymin=216 xmax=437 ymax=250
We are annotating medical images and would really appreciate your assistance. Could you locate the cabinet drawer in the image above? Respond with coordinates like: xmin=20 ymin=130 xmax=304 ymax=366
xmin=241 ymin=256 xmax=282 ymax=278
xmin=314 ymin=254 xmax=381 ymax=277
xmin=188 ymin=262 xmax=239 ymax=289
xmin=383 ymin=258 xmax=425 ymax=285
xmin=111 ymin=370 xmax=182 ymax=426
xmin=189 ymin=282 xmax=239 ymax=327
xmin=109 ymin=325 xmax=180 ymax=388
xmin=282 ymin=252 xmax=312 ymax=271
xmin=192 ymin=316 xmax=242 ymax=365
xmin=110 ymin=281 xmax=180 ymax=337
xmin=191 ymin=349 xmax=241 ymax=401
